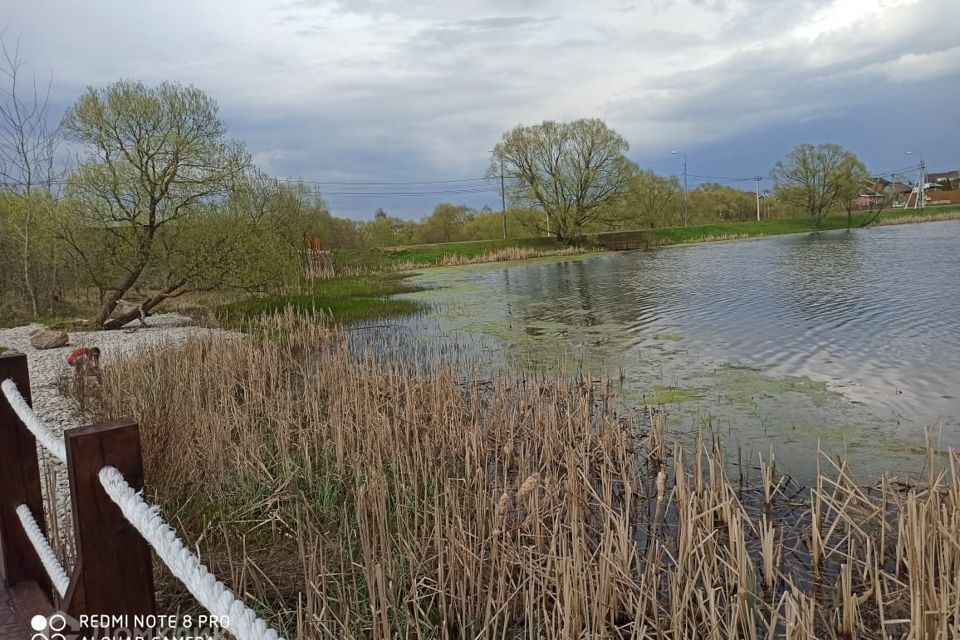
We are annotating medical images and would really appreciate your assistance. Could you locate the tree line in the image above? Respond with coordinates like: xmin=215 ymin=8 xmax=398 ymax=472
xmin=0 ymin=37 xmax=896 ymax=329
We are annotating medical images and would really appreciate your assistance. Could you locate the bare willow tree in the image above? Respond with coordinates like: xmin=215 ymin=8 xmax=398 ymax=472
xmin=61 ymin=80 xmax=250 ymax=329
xmin=490 ymin=119 xmax=633 ymax=242
xmin=0 ymin=30 xmax=61 ymax=314
xmin=771 ymin=143 xmax=867 ymax=226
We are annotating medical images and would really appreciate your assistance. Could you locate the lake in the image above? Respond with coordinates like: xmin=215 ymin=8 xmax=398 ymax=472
xmin=383 ymin=220 xmax=960 ymax=483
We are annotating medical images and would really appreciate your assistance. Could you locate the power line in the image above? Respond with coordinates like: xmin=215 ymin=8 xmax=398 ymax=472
xmin=276 ymin=176 xmax=493 ymax=187
xmin=687 ymin=173 xmax=761 ymax=183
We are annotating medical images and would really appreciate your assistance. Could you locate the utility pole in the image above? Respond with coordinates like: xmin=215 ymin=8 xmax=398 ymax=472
xmin=672 ymin=151 xmax=688 ymax=226
xmin=499 ymin=156 xmax=507 ymax=239
xmin=754 ymin=176 xmax=762 ymax=221
xmin=907 ymin=151 xmax=925 ymax=209
xmin=919 ymin=158 xmax=926 ymax=209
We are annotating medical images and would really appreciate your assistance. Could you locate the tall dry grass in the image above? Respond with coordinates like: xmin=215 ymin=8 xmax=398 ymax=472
xmin=88 ymin=313 xmax=960 ymax=639
xmin=391 ymin=246 xmax=586 ymax=270
xmin=877 ymin=210 xmax=960 ymax=226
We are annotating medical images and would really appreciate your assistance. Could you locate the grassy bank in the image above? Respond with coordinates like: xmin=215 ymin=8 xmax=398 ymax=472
xmin=215 ymin=274 xmax=422 ymax=327
xmin=81 ymin=313 xmax=960 ymax=639
xmin=598 ymin=203 xmax=960 ymax=247
xmin=330 ymin=204 xmax=960 ymax=273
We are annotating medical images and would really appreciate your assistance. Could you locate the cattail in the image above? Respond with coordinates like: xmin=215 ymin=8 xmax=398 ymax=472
xmin=495 ymin=491 xmax=512 ymax=525
xmin=517 ymin=473 xmax=541 ymax=501
xmin=656 ymin=470 xmax=666 ymax=501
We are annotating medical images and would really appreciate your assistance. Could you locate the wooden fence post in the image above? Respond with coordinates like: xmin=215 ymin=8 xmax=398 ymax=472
xmin=0 ymin=351 xmax=53 ymax=597
xmin=63 ymin=420 xmax=155 ymax=624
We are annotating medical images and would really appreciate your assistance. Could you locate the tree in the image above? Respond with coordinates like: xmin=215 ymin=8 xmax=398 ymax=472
xmin=415 ymin=203 xmax=474 ymax=244
xmin=490 ymin=119 xmax=633 ymax=242
xmin=843 ymin=176 xmax=895 ymax=228
xmin=689 ymin=183 xmax=756 ymax=222
xmin=362 ymin=208 xmax=412 ymax=247
xmin=622 ymin=169 xmax=681 ymax=227
xmin=771 ymin=143 xmax=868 ymax=226
xmin=0 ymin=31 xmax=61 ymax=315
xmin=61 ymin=80 xmax=250 ymax=328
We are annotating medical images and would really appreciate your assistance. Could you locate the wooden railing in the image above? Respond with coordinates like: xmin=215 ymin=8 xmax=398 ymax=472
xmin=0 ymin=351 xmax=155 ymax=637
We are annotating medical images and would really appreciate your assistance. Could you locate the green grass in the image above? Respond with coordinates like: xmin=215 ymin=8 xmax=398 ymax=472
xmin=216 ymin=274 xmax=423 ymax=327
xmin=0 ymin=346 xmax=7 ymax=355
xmin=594 ymin=204 xmax=960 ymax=247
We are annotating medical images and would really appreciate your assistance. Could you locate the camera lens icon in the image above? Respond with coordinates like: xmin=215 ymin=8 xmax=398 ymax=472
xmin=31 ymin=613 xmax=67 ymax=639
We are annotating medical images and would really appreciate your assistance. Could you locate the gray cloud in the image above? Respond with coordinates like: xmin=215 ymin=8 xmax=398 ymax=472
xmin=3 ymin=0 xmax=958 ymax=218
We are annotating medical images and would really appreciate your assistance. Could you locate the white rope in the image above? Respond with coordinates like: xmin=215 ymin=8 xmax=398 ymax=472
xmin=1 ymin=378 xmax=66 ymax=464
xmin=98 ymin=466 xmax=284 ymax=640
xmin=15 ymin=504 xmax=70 ymax=597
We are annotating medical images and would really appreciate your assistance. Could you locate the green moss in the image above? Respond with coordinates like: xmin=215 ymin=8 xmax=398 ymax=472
xmin=0 ymin=346 xmax=7 ymax=354
xmin=648 ymin=385 xmax=705 ymax=404
xmin=712 ymin=365 xmax=834 ymax=410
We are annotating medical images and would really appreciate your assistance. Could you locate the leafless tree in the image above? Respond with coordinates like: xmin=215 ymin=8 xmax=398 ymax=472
xmin=0 ymin=30 xmax=62 ymax=314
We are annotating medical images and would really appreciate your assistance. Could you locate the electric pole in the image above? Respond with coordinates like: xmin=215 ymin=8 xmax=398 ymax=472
xmin=499 ymin=156 xmax=507 ymax=239
xmin=755 ymin=176 xmax=762 ymax=221
xmin=672 ymin=151 xmax=688 ymax=226
xmin=919 ymin=158 xmax=926 ymax=209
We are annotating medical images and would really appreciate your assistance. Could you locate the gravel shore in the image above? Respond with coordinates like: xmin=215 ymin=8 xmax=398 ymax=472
xmin=0 ymin=313 xmax=231 ymax=559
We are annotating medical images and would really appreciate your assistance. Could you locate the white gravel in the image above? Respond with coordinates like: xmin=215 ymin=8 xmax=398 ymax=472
xmin=0 ymin=313 xmax=232 ymax=558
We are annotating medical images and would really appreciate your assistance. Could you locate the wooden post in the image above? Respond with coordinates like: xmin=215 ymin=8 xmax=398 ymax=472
xmin=63 ymin=420 xmax=155 ymax=623
xmin=0 ymin=352 xmax=52 ymax=597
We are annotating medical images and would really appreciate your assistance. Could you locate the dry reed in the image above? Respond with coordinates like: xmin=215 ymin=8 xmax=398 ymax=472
xmin=85 ymin=312 xmax=960 ymax=639
xmin=877 ymin=211 xmax=960 ymax=226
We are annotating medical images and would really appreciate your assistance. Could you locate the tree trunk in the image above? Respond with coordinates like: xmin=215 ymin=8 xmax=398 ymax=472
xmin=91 ymin=258 xmax=150 ymax=328
xmin=21 ymin=215 xmax=38 ymax=316
xmin=101 ymin=281 xmax=186 ymax=330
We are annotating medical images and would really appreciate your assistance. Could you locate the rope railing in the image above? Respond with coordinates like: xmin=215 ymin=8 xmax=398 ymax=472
xmin=1 ymin=372 xmax=285 ymax=640
xmin=15 ymin=504 xmax=70 ymax=597
xmin=99 ymin=466 xmax=284 ymax=640
xmin=1 ymin=378 xmax=66 ymax=464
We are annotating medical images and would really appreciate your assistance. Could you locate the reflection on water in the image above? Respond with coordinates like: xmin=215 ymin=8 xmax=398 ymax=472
xmin=371 ymin=220 xmax=960 ymax=482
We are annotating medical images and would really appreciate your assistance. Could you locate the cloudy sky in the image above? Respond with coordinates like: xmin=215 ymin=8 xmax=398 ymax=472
xmin=5 ymin=0 xmax=959 ymax=218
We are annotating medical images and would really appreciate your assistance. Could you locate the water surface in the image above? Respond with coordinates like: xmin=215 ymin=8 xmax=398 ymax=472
xmin=384 ymin=221 xmax=960 ymax=482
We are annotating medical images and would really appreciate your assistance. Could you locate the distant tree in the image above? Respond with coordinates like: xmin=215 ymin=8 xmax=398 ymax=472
xmin=690 ymin=183 xmax=756 ymax=222
xmin=490 ymin=119 xmax=634 ymax=242
xmin=0 ymin=32 xmax=62 ymax=315
xmin=416 ymin=203 xmax=474 ymax=244
xmin=624 ymin=170 xmax=681 ymax=227
xmin=771 ymin=143 xmax=868 ymax=226
xmin=61 ymin=80 xmax=250 ymax=328
xmin=362 ymin=208 xmax=412 ymax=247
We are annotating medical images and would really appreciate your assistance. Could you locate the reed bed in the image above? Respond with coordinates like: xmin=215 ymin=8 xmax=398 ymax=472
xmin=392 ymin=245 xmax=585 ymax=269
xmin=86 ymin=313 xmax=960 ymax=639
xmin=651 ymin=233 xmax=751 ymax=247
xmin=877 ymin=211 xmax=960 ymax=226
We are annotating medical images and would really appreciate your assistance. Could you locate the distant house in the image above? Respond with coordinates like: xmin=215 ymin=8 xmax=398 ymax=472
xmin=926 ymin=169 xmax=959 ymax=190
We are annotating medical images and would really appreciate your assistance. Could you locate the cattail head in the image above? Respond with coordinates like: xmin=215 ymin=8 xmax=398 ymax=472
xmin=495 ymin=491 xmax=512 ymax=526
xmin=517 ymin=473 xmax=541 ymax=501
xmin=656 ymin=470 xmax=666 ymax=500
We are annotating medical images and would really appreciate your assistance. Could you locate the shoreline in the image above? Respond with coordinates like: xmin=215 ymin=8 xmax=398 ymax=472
xmin=366 ymin=204 xmax=960 ymax=275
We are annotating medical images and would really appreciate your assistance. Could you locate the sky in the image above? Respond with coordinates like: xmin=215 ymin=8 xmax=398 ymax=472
xmin=4 ymin=0 xmax=959 ymax=219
